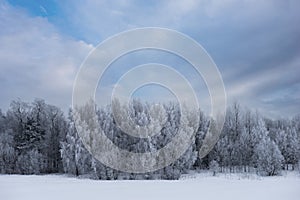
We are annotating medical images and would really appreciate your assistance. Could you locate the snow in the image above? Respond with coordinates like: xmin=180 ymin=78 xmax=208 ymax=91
xmin=1 ymin=172 xmax=300 ymax=200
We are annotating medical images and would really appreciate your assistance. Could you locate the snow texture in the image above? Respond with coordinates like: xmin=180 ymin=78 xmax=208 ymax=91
xmin=1 ymin=172 xmax=299 ymax=200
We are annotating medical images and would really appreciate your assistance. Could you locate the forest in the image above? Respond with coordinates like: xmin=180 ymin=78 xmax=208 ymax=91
xmin=0 ymin=99 xmax=299 ymax=179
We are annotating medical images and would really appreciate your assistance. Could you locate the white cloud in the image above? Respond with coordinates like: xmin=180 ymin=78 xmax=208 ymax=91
xmin=0 ymin=2 xmax=93 ymax=110
xmin=1 ymin=0 xmax=299 ymax=118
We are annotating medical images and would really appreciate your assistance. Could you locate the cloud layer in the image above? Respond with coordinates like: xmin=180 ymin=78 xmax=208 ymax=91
xmin=1 ymin=0 xmax=300 ymax=118
xmin=0 ymin=1 xmax=93 ymax=110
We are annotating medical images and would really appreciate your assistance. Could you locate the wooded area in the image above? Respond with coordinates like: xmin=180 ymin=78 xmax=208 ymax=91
xmin=0 ymin=99 xmax=299 ymax=179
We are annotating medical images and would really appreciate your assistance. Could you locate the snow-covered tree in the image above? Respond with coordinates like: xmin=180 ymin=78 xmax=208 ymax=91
xmin=252 ymin=117 xmax=284 ymax=176
xmin=284 ymin=126 xmax=299 ymax=169
xmin=61 ymin=108 xmax=93 ymax=176
xmin=0 ymin=98 xmax=298 ymax=178
xmin=209 ymin=160 xmax=219 ymax=176
xmin=0 ymin=130 xmax=17 ymax=174
xmin=3 ymin=99 xmax=67 ymax=174
xmin=255 ymin=137 xmax=284 ymax=176
xmin=15 ymin=149 xmax=44 ymax=174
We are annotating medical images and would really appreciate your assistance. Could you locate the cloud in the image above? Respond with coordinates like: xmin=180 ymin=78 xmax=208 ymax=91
xmin=1 ymin=0 xmax=299 ymax=118
xmin=0 ymin=1 xmax=93 ymax=110
xmin=224 ymin=55 xmax=300 ymax=118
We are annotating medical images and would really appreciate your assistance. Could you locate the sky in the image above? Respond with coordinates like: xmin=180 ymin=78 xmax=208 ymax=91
xmin=0 ymin=0 xmax=299 ymax=118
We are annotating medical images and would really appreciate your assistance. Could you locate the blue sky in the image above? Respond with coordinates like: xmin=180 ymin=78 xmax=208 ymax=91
xmin=1 ymin=0 xmax=300 ymax=118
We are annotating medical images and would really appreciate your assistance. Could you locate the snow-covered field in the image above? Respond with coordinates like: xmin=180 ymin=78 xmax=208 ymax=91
xmin=1 ymin=172 xmax=300 ymax=200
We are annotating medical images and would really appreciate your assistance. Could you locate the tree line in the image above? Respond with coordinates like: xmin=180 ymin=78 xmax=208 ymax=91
xmin=0 ymin=99 xmax=299 ymax=179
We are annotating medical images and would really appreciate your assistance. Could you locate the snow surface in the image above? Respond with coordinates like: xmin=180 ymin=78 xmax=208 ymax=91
xmin=1 ymin=172 xmax=300 ymax=200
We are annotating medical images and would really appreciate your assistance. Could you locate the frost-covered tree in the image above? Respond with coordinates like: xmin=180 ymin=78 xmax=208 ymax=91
xmin=252 ymin=117 xmax=284 ymax=176
xmin=213 ymin=103 xmax=244 ymax=172
xmin=193 ymin=111 xmax=210 ymax=168
xmin=0 ymin=110 xmax=17 ymax=173
xmin=267 ymin=119 xmax=300 ymax=170
xmin=284 ymin=127 xmax=299 ymax=170
xmin=239 ymin=110 xmax=257 ymax=171
xmin=254 ymin=137 xmax=284 ymax=176
xmin=0 ymin=98 xmax=299 ymax=178
xmin=15 ymin=149 xmax=44 ymax=174
xmin=205 ymin=106 xmax=292 ymax=175
xmin=60 ymin=109 xmax=79 ymax=175
xmin=65 ymin=99 xmax=200 ymax=180
xmin=0 ymin=130 xmax=17 ymax=173
xmin=2 ymin=99 xmax=67 ymax=174
xmin=209 ymin=160 xmax=219 ymax=176
xmin=60 ymin=108 xmax=93 ymax=176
